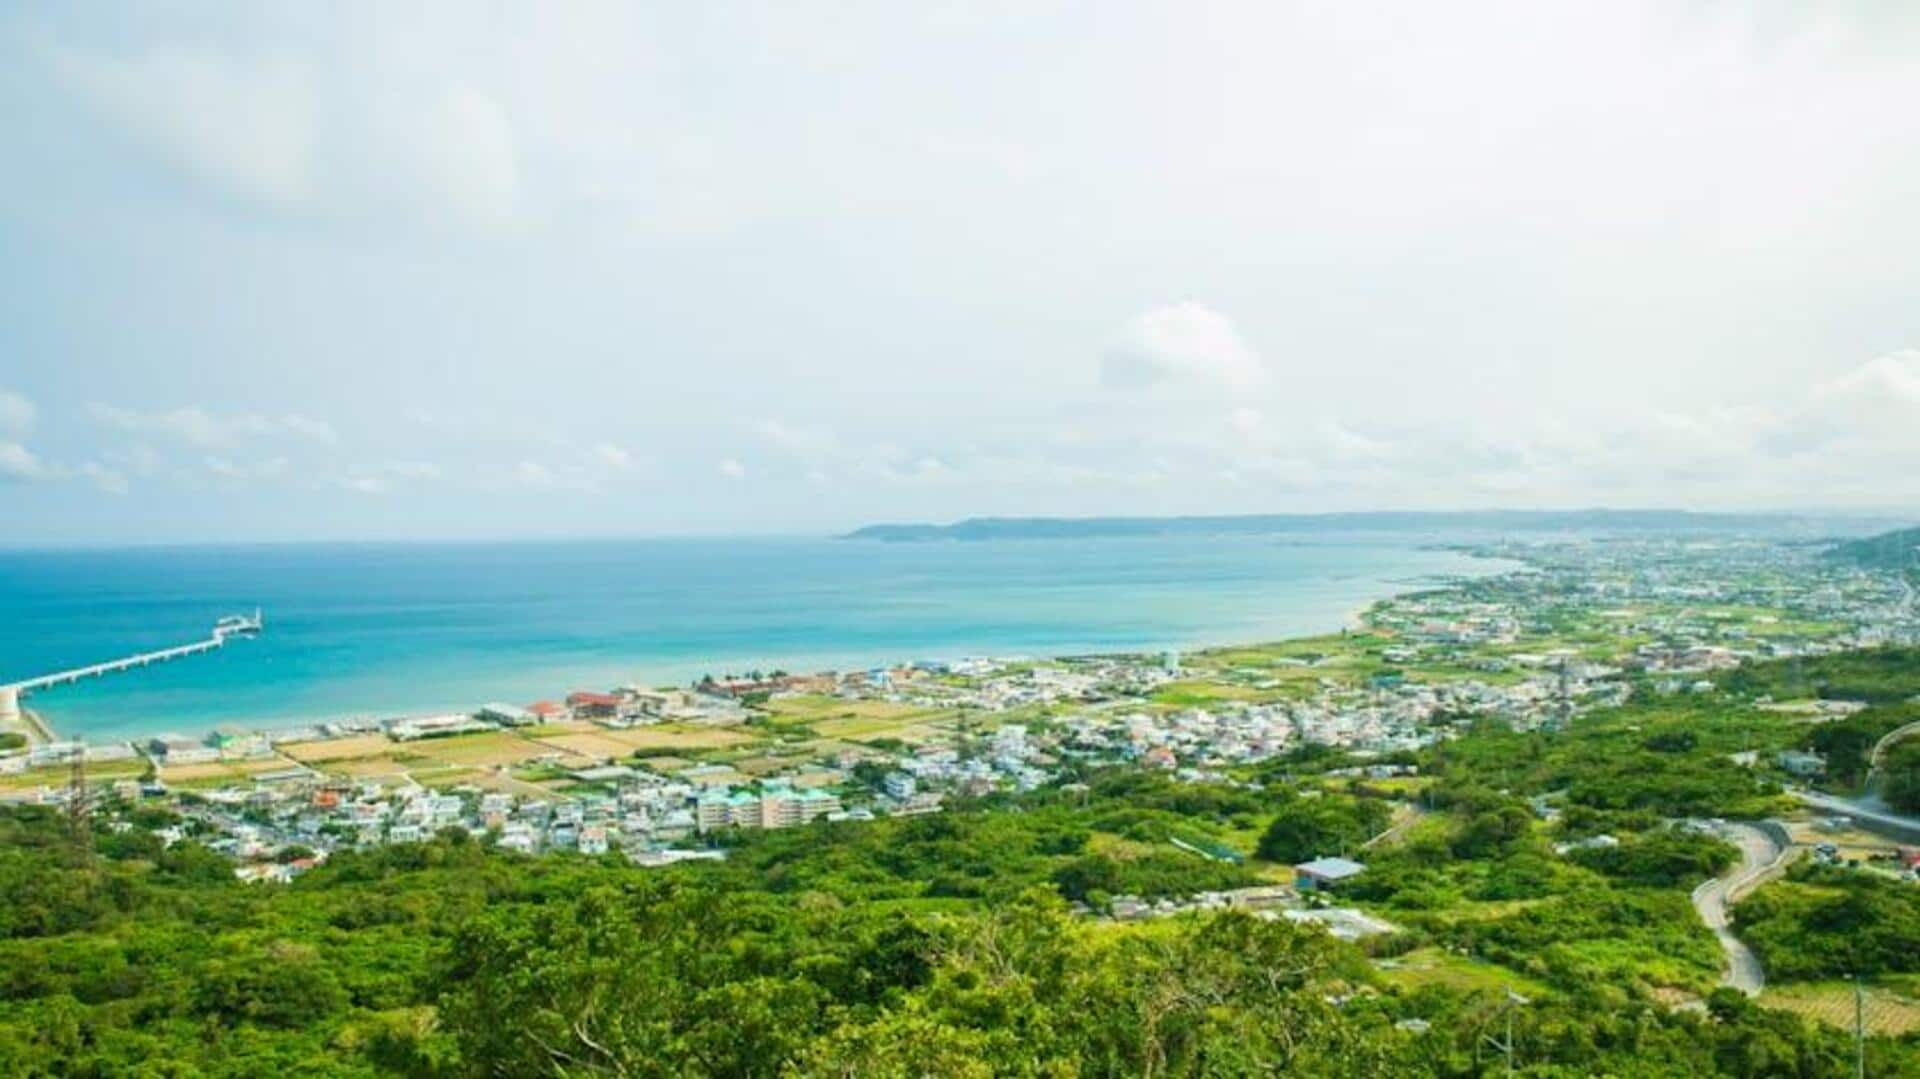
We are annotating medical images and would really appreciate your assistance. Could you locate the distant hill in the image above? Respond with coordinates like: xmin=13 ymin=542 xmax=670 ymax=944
xmin=843 ymin=509 xmax=1872 ymax=542
xmin=1825 ymin=525 xmax=1920 ymax=569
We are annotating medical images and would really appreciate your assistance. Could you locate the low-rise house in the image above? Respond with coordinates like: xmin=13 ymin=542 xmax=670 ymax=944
xmin=1294 ymin=856 xmax=1366 ymax=892
xmin=567 ymin=691 xmax=621 ymax=719
xmin=1777 ymin=749 xmax=1828 ymax=778
xmin=478 ymin=703 xmax=537 ymax=727
xmin=148 ymin=734 xmax=219 ymax=766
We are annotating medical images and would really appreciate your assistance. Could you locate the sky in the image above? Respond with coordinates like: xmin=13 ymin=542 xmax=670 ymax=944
xmin=3 ymin=1 xmax=1919 ymax=544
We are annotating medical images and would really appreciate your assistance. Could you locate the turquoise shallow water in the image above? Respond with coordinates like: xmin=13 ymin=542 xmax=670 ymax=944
xmin=0 ymin=534 xmax=1503 ymax=740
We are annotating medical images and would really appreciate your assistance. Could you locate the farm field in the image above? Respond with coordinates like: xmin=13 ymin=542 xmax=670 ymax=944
xmin=766 ymin=694 xmax=949 ymax=725
xmin=407 ymin=731 xmax=566 ymax=768
xmin=1373 ymin=948 xmax=1552 ymax=1000
xmin=1761 ymin=981 xmax=1920 ymax=1037
xmin=159 ymin=757 xmax=300 ymax=783
xmin=0 ymin=759 xmax=145 ymax=792
xmin=1149 ymin=680 xmax=1271 ymax=708
xmin=280 ymin=735 xmax=394 ymax=763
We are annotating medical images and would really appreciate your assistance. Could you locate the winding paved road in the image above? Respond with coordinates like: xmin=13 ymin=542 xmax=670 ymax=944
xmin=1690 ymin=822 xmax=1786 ymax=996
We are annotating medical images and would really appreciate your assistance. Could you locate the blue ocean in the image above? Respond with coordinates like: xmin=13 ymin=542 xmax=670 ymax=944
xmin=0 ymin=534 xmax=1502 ymax=741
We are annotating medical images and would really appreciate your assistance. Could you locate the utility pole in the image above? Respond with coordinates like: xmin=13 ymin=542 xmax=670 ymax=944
xmin=67 ymin=739 xmax=93 ymax=859
xmin=1855 ymin=975 xmax=1866 ymax=1079
xmin=1478 ymin=990 xmax=1527 ymax=1076
xmin=1506 ymin=1004 xmax=1515 ymax=1077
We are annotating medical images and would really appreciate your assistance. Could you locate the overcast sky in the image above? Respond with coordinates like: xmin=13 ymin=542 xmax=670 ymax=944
xmin=4 ymin=2 xmax=1919 ymax=544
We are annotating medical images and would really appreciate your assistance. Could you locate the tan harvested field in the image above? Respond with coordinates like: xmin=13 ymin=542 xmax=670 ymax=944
xmin=533 ymin=732 xmax=639 ymax=760
xmin=765 ymin=695 xmax=946 ymax=723
xmin=885 ymin=723 xmax=952 ymax=747
xmin=797 ymin=739 xmax=884 ymax=762
xmin=414 ymin=767 xmax=486 ymax=789
xmin=0 ymin=760 xmax=146 ymax=792
xmin=527 ymin=727 xmax=755 ymax=762
xmin=526 ymin=720 xmax=599 ymax=736
xmin=409 ymin=732 xmax=567 ymax=768
xmin=634 ymin=755 xmax=694 ymax=774
xmin=680 ymin=767 xmax=743 ymax=788
xmin=1784 ymin=820 xmax=1902 ymax=858
xmin=280 ymin=735 xmax=394 ymax=763
xmin=1762 ymin=982 xmax=1920 ymax=1036
xmin=158 ymin=761 xmax=246 ymax=781
xmin=731 ymin=754 xmax=809 ymax=776
xmin=463 ymin=770 xmax=561 ymax=798
xmin=610 ymin=726 xmax=754 ymax=750
xmin=811 ymin=715 xmax=909 ymax=738
xmin=327 ymin=756 xmax=413 ymax=778
xmin=232 ymin=756 xmax=302 ymax=774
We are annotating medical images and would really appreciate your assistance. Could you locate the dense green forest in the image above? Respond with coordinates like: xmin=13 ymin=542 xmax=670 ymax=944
xmin=0 ymin=800 xmax=1900 ymax=1077
xmin=1 ymin=784 xmax=1914 ymax=1075
xmin=1719 ymin=646 xmax=1920 ymax=704
xmin=1886 ymin=741 xmax=1920 ymax=814
xmin=1736 ymin=863 xmax=1920 ymax=983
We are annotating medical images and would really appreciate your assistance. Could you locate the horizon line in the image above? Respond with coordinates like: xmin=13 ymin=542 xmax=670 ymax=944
xmin=2 ymin=504 xmax=1913 ymax=555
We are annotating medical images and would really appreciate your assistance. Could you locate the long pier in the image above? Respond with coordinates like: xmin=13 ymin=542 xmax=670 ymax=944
xmin=0 ymin=611 xmax=264 ymax=737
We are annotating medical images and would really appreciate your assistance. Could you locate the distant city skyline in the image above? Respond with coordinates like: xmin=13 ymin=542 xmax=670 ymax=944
xmin=5 ymin=3 xmax=1920 ymax=544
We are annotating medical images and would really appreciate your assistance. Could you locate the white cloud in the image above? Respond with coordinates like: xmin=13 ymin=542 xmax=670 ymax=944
xmin=47 ymin=42 xmax=317 ymax=207
xmin=0 ymin=442 xmax=47 ymax=482
xmin=594 ymin=443 xmax=634 ymax=469
xmin=754 ymin=419 xmax=836 ymax=456
xmin=1101 ymin=303 xmax=1264 ymax=390
xmin=77 ymin=462 xmax=129 ymax=495
xmin=1809 ymin=349 xmax=1920 ymax=440
xmin=0 ymin=389 xmax=35 ymax=439
xmin=717 ymin=458 xmax=747 ymax=480
xmin=513 ymin=460 xmax=557 ymax=486
xmin=338 ymin=461 xmax=439 ymax=493
xmin=1316 ymin=420 xmax=1394 ymax=463
xmin=40 ymin=31 xmax=529 ymax=232
xmin=204 ymin=455 xmax=290 ymax=481
xmin=387 ymin=461 xmax=443 ymax=480
xmin=420 ymin=84 xmax=519 ymax=227
xmin=90 ymin=404 xmax=337 ymax=447
xmin=105 ymin=444 xmax=164 ymax=477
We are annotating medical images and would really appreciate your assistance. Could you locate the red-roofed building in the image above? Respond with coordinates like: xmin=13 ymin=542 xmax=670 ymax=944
xmin=1141 ymin=746 xmax=1178 ymax=770
xmin=527 ymin=699 xmax=570 ymax=721
xmin=566 ymin=691 xmax=620 ymax=719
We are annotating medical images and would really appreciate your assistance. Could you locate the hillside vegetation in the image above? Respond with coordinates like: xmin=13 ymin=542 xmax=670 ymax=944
xmin=1825 ymin=526 xmax=1920 ymax=572
xmin=6 ymin=651 xmax=1920 ymax=1074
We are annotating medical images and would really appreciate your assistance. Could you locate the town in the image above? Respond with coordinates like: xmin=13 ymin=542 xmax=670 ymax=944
xmin=5 ymin=533 xmax=1917 ymax=906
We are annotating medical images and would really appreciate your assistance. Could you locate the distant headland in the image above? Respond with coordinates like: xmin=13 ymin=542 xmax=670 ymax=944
xmin=842 ymin=509 xmax=1896 ymax=543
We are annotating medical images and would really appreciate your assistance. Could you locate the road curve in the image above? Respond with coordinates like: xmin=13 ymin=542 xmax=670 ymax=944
xmin=1690 ymin=822 xmax=1784 ymax=996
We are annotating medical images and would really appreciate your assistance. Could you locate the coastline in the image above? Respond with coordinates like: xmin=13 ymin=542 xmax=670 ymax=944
xmin=21 ymin=559 xmax=1522 ymax=751
xmin=20 ymin=707 xmax=55 ymax=746
xmin=11 ymin=544 xmax=1519 ymax=749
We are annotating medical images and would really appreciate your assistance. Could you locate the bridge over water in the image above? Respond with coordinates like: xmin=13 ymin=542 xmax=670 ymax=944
xmin=0 ymin=611 xmax=264 ymax=738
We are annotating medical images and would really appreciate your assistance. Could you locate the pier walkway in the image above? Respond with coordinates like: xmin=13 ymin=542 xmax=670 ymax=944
xmin=0 ymin=611 xmax=263 ymax=737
